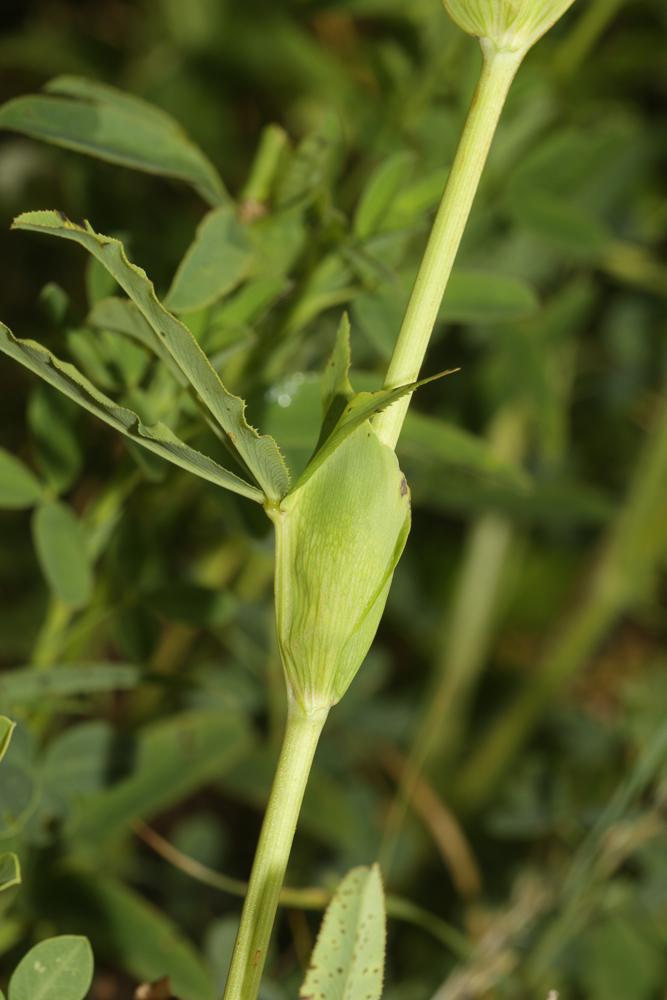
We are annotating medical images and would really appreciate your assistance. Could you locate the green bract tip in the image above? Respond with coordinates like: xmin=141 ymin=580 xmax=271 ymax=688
xmin=444 ymin=0 xmax=577 ymax=54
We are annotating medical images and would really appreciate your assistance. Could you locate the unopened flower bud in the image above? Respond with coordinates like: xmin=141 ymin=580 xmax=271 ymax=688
xmin=444 ymin=0 xmax=577 ymax=55
xmin=270 ymin=424 xmax=410 ymax=715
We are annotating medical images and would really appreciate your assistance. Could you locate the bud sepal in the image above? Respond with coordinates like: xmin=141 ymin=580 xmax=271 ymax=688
xmin=443 ymin=0 xmax=577 ymax=55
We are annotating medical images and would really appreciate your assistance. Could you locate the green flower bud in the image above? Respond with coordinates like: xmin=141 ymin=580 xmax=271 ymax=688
xmin=443 ymin=0 xmax=577 ymax=54
xmin=270 ymin=423 xmax=411 ymax=715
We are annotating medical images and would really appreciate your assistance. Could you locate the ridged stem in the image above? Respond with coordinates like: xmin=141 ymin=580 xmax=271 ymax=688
xmin=374 ymin=45 xmax=523 ymax=449
xmin=222 ymin=701 xmax=328 ymax=1000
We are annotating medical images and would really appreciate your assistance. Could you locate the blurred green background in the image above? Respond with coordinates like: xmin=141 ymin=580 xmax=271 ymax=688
xmin=0 ymin=0 xmax=666 ymax=997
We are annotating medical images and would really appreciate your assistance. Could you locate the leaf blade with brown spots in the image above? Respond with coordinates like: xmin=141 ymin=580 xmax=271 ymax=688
xmin=299 ymin=865 xmax=385 ymax=1000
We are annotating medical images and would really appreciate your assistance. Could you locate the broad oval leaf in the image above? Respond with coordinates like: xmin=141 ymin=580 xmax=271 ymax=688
xmin=8 ymin=935 xmax=93 ymax=1000
xmin=11 ymin=212 xmax=290 ymax=501
xmin=165 ymin=206 xmax=253 ymax=313
xmin=0 ymin=323 xmax=262 ymax=503
xmin=299 ymin=865 xmax=386 ymax=1000
xmin=0 ymin=449 xmax=43 ymax=510
xmin=32 ymin=501 xmax=93 ymax=608
xmin=0 ymin=76 xmax=226 ymax=206
xmin=0 ymin=853 xmax=21 ymax=893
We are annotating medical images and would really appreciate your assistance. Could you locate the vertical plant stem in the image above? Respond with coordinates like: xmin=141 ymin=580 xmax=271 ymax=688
xmin=374 ymin=46 xmax=523 ymax=450
xmin=223 ymin=701 xmax=328 ymax=1000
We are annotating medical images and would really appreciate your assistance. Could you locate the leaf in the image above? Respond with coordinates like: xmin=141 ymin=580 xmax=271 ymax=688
xmin=506 ymin=191 xmax=609 ymax=259
xmin=87 ymin=297 xmax=187 ymax=385
xmin=439 ymin=270 xmax=540 ymax=324
xmin=0 ymin=323 xmax=262 ymax=503
xmin=45 ymin=873 xmax=215 ymax=1000
xmin=66 ymin=710 xmax=251 ymax=846
xmin=0 ymin=853 xmax=21 ymax=893
xmin=8 ymin=935 xmax=93 ymax=1000
xmin=298 ymin=366 xmax=458 ymax=492
xmin=299 ymin=865 xmax=385 ymax=1000
xmin=28 ymin=387 xmax=82 ymax=494
xmin=0 ymin=717 xmax=16 ymax=763
xmin=32 ymin=501 xmax=93 ymax=608
xmin=0 ymin=449 xmax=43 ymax=509
xmin=12 ymin=212 xmax=290 ymax=501
xmin=0 ymin=664 xmax=140 ymax=705
xmin=0 ymin=76 xmax=226 ymax=206
xmin=401 ymin=410 xmax=527 ymax=487
xmin=320 ymin=313 xmax=353 ymax=419
xmin=164 ymin=206 xmax=253 ymax=313
xmin=354 ymin=151 xmax=415 ymax=239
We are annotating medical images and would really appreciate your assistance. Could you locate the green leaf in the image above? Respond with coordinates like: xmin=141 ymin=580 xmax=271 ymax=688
xmin=0 ymin=853 xmax=21 ymax=893
xmin=11 ymin=212 xmax=290 ymax=501
xmin=41 ymin=722 xmax=117 ymax=814
xmin=507 ymin=191 xmax=609 ymax=259
xmin=0 ymin=717 xmax=15 ymax=763
xmin=321 ymin=313 xmax=353 ymax=419
xmin=8 ymin=935 xmax=93 ymax=1000
xmin=66 ymin=710 xmax=251 ymax=846
xmin=46 ymin=874 xmax=215 ymax=1000
xmin=299 ymin=367 xmax=458 ymax=492
xmin=165 ymin=206 xmax=253 ymax=313
xmin=299 ymin=865 xmax=385 ymax=1000
xmin=28 ymin=387 xmax=82 ymax=494
xmin=439 ymin=270 xmax=540 ymax=324
xmin=87 ymin=297 xmax=187 ymax=385
xmin=0 ymin=664 xmax=140 ymax=705
xmin=32 ymin=502 xmax=93 ymax=608
xmin=401 ymin=410 xmax=527 ymax=488
xmin=354 ymin=151 xmax=415 ymax=239
xmin=0 ymin=75 xmax=226 ymax=206
xmin=0 ymin=323 xmax=262 ymax=502
xmin=0 ymin=449 xmax=43 ymax=510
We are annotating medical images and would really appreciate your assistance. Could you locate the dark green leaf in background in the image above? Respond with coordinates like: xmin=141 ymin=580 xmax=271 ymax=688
xmin=0 ymin=449 xmax=43 ymax=510
xmin=165 ymin=206 xmax=253 ymax=313
xmin=0 ymin=75 xmax=226 ymax=205
xmin=28 ymin=387 xmax=82 ymax=495
xmin=67 ymin=710 xmax=251 ymax=846
xmin=32 ymin=501 xmax=93 ymax=608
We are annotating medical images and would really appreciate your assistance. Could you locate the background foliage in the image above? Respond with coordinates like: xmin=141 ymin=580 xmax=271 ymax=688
xmin=0 ymin=0 xmax=666 ymax=997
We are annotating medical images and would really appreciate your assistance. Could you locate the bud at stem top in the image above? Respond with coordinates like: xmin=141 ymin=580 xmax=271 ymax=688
xmin=444 ymin=0 xmax=577 ymax=55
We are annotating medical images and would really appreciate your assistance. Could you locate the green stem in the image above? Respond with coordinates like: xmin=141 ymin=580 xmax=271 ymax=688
xmin=375 ymin=45 xmax=523 ymax=449
xmin=223 ymin=701 xmax=328 ymax=1000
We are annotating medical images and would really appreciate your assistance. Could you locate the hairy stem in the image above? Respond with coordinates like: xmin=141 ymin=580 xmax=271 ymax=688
xmin=374 ymin=45 xmax=523 ymax=449
xmin=223 ymin=701 xmax=328 ymax=1000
